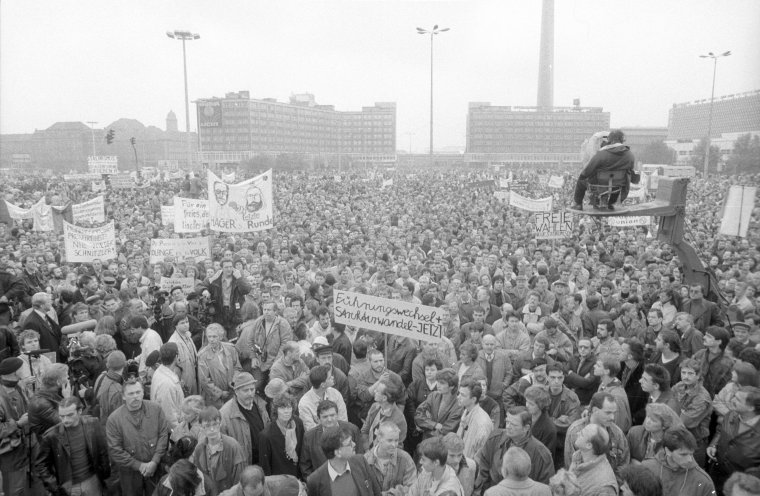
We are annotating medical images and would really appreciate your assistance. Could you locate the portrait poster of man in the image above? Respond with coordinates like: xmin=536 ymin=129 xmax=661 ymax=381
xmin=207 ymin=169 xmax=273 ymax=233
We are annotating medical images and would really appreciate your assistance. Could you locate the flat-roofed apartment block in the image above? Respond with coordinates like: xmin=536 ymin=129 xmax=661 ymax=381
xmin=196 ymin=91 xmax=396 ymax=167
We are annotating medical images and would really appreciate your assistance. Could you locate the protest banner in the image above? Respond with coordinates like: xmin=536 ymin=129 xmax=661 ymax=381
xmin=109 ymin=173 xmax=134 ymax=189
xmin=510 ymin=180 xmax=529 ymax=192
xmin=719 ymin=185 xmax=756 ymax=238
xmin=149 ymin=236 xmax=211 ymax=263
xmin=159 ymin=277 xmax=196 ymax=294
xmin=173 ymin=197 xmax=209 ymax=233
xmin=498 ymin=178 xmax=510 ymax=189
xmin=334 ymin=175 xmax=342 ymax=183
xmin=382 ymin=178 xmax=393 ymax=189
xmin=161 ymin=205 xmax=175 ymax=226
xmin=63 ymin=221 xmax=116 ymax=262
xmin=509 ymin=191 xmax=553 ymax=212
xmin=64 ymin=173 xmax=102 ymax=182
xmin=92 ymin=180 xmax=106 ymax=192
xmin=548 ymin=175 xmax=565 ymax=189
xmin=222 ymin=172 xmax=236 ymax=183
xmin=87 ymin=156 xmax=118 ymax=175
xmin=5 ymin=201 xmax=34 ymax=220
xmin=72 ymin=196 xmax=105 ymax=223
xmin=334 ymin=290 xmax=443 ymax=344
xmin=32 ymin=200 xmax=53 ymax=232
xmin=493 ymin=191 xmax=510 ymax=201
xmin=607 ymin=216 xmax=651 ymax=227
xmin=534 ymin=211 xmax=573 ymax=239
xmin=157 ymin=160 xmax=179 ymax=171
xmin=207 ymin=169 xmax=273 ymax=233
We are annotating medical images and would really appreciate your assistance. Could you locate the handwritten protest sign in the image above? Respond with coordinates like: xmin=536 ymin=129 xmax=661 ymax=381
xmin=87 ymin=156 xmax=118 ymax=175
xmin=161 ymin=205 xmax=175 ymax=226
xmin=607 ymin=216 xmax=650 ymax=227
xmin=382 ymin=178 xmax=393 ymax=189
xmin=149 ymin=237 xmax=210 ymax=263
xmin=64 ymin=173 xmax=102 ymax=182
xmin=63 ymin=221 xmax=116 ymax=262
xmin=509 ymin=191 xmax=553 ymax=212
xmin=548 ymin=175 xmax=565 ymax=189
xmin=159 ymin=277 xmax=196 ymax=294
xmin=207 ymin=170 xmax=273 ymax=233
xmin=334 ymin=290 xmax=443 ymax=344
xmin=160 ymin=277 xmax=195 ymax=295
xmin=72 ymin=196 xmax=105 ymax=223
xmin=109 ymin=173 xmax=134 ymax=189
xmin=92 ymin=180 xmax=106 ymax=192
xmin=173 ymin=198 xmax=209 ymax=233
xmin=493 ymin=191 xmax=510 ymax=201
xmin=534 ymin=211 xmax=573 ymax=240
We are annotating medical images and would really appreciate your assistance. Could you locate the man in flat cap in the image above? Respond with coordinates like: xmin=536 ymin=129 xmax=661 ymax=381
xmin=219 ymin=371 xmax=269 ymax=465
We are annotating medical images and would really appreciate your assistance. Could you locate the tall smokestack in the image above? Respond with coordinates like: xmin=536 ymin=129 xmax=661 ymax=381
xmin=537 ymin=0 xmax=554 ymax=108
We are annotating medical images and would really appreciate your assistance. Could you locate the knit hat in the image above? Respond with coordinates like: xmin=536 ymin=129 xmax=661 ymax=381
xmin=232 ymin=372 xmax=257 ymax=390
xmin=106 ymin=351 xmax=127 ymax=370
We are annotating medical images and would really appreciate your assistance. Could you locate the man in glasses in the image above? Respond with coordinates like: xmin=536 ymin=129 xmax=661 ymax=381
xmin=306 ymin=426 xmax=381 ymax=496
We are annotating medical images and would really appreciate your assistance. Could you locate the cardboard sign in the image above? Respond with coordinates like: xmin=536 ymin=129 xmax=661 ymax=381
xmin=109 ymin=173 xmax=134 ymax=189
xmin=159 ymin=277 xmax=196 ymax=294
xmin=88 ymin=156 xmax=118 ymax=175
xmin=607 ymin=216 xmax=651 ymax=227
xmin=173 ymin=197 xmax=209 ymax=233
xmin=72 ymin=196 xmax=105 ymax=224
xmin=509 ymin=191 xmax=553 ymax=212
xmin=207 ymin=170 xmax=273 ymax=233
xmin=161 ymin=205 xmax=175 ymax=226
xmin=149 ymin=237 xmax=210 ymax=263
xmin=334 ymin=290 xmax=443 ymax=344
xmin=548 ymin=175 xmax=565 ymax=189
xmin=534 ymin=211 xmax=574 ymax=240
xmin=63 ymin=221 xmax=116 ymax=262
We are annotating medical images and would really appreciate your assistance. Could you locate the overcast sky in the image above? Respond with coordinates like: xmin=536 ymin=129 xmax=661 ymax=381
xmin=2 ymin=0 xmax=759 ymax=152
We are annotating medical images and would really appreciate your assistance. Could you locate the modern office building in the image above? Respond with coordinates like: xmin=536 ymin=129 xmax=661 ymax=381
xmin=195 ymin=91 xmax=397 ymax=166
xmin=665 ymin=90 xmax=760 ymax=166
xmin=464 ymin=103 xmax=610 ymax=166
xmin=667 ymin=90 xmax=760 ymax=140
xmin=0 ymin=113 xmax=196 ymax=171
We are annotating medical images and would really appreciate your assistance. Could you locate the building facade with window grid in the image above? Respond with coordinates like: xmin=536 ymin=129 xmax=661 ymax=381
xmin=196 ymin=91 xmax=396 ymax=165
xmin=464 ymin=103 xmax=610 ymax=166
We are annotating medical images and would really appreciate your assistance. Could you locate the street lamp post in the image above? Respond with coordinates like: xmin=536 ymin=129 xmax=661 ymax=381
xmin=86 ymin=121 xmax=97 ymax=156
xmin=417 ymin=25 xmax=449 ymax=167
xmin=167 ymin=30 xmax=200 ymax=169
xmin=699 ymin=50 xmax=731 ymax=177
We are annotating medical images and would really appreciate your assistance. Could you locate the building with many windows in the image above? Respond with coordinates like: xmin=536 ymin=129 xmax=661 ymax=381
xmin=665 ymin=90 xmax=760 ymax=166
xmin=0 ymin=113 xmax=195 ymax=171
xmin=464 ymin=103 xmax=610 ymax=166
xmin=195 ymin=91 xmax=396 ymax=166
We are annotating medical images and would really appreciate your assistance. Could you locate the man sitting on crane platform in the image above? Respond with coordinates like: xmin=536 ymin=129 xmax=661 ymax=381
xmin=571 ymin=129 xmax=636 ymax=211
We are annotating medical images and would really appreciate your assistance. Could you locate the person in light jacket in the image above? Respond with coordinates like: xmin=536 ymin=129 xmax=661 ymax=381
xmin=484 ymin=446 xmax=552 ymax=496
xmin=150 ymin=342 xmax=185 ymax=429
xmin=198 ymin=323 xmax=242 ymax=409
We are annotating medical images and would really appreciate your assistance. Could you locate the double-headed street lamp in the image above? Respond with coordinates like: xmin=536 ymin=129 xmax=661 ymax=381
xmin=417 ymin=25 xmax=449 ymax=167
xmin=167 ymin=30 xmax=200 ymax=168
xmin=698 ymin=50 xmax=731 ymax=177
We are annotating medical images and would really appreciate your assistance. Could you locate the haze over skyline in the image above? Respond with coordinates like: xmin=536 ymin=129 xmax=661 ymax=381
xmin=2 ymin=0 xmax=759 ymax=152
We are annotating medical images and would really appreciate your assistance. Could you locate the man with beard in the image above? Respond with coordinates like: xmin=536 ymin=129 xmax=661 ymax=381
xmin=219 ymin=372 xmax=269 ymax=465
xmin=245 ymin=185 xmax=264 ymax=213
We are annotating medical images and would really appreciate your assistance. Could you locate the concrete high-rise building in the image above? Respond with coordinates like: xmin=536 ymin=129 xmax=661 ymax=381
xmin=665 ymin=90 xmax=760 ymax=166
xmin=195 ymin=91 xmax=396 ymax=166
xmin=537 ymin=0 xmax=554 ymax=108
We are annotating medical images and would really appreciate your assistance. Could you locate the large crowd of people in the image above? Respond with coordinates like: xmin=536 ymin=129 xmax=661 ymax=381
xmin=0 ymin=163 xmax=759 ymax=496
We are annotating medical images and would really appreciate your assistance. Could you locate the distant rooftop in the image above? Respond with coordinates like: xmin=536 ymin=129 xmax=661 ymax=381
xmin=672 ymin=89 xmax=760 ymax=108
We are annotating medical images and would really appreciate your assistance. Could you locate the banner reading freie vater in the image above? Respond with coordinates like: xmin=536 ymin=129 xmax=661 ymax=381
xmin=334 ymin=290 xmax=443 ymax=343
xmin=207 ymin=169 xmax=273 ymax=232
xmin=63 ymin=221 xmax=116 ymax=263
